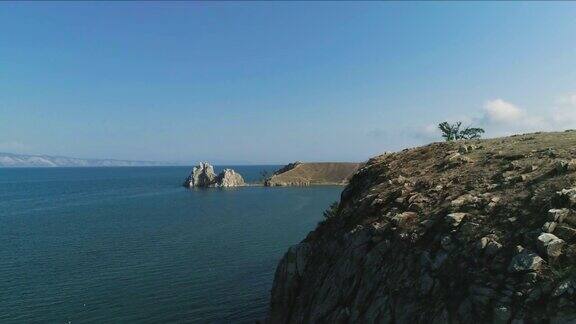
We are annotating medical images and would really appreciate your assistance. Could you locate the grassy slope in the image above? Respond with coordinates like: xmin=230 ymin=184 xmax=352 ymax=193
xmin=267 ymin=162 xmax=361 ymax=185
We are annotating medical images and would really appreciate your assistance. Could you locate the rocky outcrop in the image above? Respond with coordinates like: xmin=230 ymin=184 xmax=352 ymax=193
xmin=215 ymin=168 xmax=245 ymax=187
xmin=267 ymin=131 xmax=576 ymax=323
xmin=183 ymin=162 xmax=217 ymax=187
xmin=265 ymin=162 xmax=361 ymax=186
xmin=183 ymin=162 xmax=245 ymax=188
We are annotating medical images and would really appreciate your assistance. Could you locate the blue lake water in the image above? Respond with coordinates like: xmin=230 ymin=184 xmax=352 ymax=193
xmin=0 ymin=166 xmax=342 ymax=323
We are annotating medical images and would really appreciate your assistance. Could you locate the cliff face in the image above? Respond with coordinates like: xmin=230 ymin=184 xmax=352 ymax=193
xmin=268 ymin=131 xmax=576 ymax=323
xmin=265 ymin=162 xmax=361 ymax=186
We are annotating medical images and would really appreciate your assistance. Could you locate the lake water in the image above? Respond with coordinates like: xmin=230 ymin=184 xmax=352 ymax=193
xmin=0 ymin=166 xmax=342 ymax=323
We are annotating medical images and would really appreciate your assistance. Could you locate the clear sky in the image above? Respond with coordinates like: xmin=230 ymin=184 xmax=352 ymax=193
xmin=2 ymin=2 xmax=576 ymax=164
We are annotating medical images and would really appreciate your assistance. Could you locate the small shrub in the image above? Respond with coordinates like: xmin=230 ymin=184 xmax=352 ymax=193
xmin=438 ymin=121 xmax=485 ymax=141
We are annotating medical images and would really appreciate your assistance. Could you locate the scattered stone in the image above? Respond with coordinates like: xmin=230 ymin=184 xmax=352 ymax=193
xmin=420 ymin=219 xmax=435 ymax=229
xmin=542 ymin=221 xmax=557 ymax=233
xmin=555 ymin=188 xmax=576 ymax=208
xmin=444 ymin=152 xmax=473 ymax=167
xmin=555 ymin=159 xmax=576 ymax=174
xmin=544 ymin=148 xmax=558 ymax=157
xmin=555 ymin=160 xmax=570 ymax=173
xmin=507 ymin=161 xmax=522 ymax=171
xmin=548 ymin=209 xmax=570 ymax=223
xmin=450 ymin=194 xmax=481 ymax=209
xmin=537 ymin=233 xmax=565 ymax=258
xmin=446 ymin=152 xmax=461 ymax=162
xmin=458 ymin=221 xmax=480 ymax=238
xmin=392 ymin=212 xmax=419 ymax=229
xmin=476 ymin=237 xmax=489 ymax=250
xmin=508 ymin=249 xmax=544 ymax=272
xmin=445 ymin=213 xmax=467 ymax=227
xmin=555 ymin=225 xmax=576 ymax=242
xmin=458 ymin=144 xmax=478 ymax=154
xmin=553 ymin=280 xmax=575 ymax=297
xmin=485 ymin=241 xmax=503 ymax=256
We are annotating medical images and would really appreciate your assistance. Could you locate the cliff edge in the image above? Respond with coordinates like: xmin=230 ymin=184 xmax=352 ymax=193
xmin=265 ymin=162 xmax=361 ymax=186
xmin=268 ymin=131 xmax=576 ymax=323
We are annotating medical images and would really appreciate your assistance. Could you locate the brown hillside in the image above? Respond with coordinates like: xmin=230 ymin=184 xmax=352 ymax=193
xmin=265 ymin=162 xmax=361 ymax=186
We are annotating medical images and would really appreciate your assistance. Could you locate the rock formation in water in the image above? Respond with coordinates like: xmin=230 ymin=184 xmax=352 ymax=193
xmin=267 ymin=131 xmax=576 ymax=323
xmin=265 ymin=162 xmax=361 ymax=186
xmin=183 ymin=162 xmax=217 ymax=187
xmin=216 ymin=168 xmax=246 ymax=187
xmin=183 ymin=162 xmax=245 ymax=188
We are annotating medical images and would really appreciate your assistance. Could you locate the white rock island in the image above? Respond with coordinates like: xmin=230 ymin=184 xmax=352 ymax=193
xmin=183 ymin=162 xmax=245 ymax=188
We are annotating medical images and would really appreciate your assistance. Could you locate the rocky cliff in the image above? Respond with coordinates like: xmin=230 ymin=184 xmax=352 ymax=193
xmin=265 ymin=162 xmax=361 ymax=186
xmin=183 ymin=162 xmax=245 ymax=188
xmin=268 ymin=131 xmax=576 ymax=323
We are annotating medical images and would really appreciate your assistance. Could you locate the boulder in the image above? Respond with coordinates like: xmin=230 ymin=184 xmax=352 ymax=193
xmin=508 ymin=248 xmax=544 ymax=273
xmin=445 ymin=212 xmax=467 ymax=227
xmin=542 ymin=221 xmax=557 ymax=233
xmin=555 ymin=188 xmax=576 ymax=208
xmin=537 ymin=233 xmax=565 ymax=258
xmin=548 ymin=209 xmax=570 ymax=223
xmin=555 ymin=225 xmax=576 ymax=242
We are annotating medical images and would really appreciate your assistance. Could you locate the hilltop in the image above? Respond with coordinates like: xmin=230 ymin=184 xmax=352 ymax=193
xmin=268 ymin=131 xmax=576 ymax=323
xmin=265 ymin=162 xmax=361 ymax=186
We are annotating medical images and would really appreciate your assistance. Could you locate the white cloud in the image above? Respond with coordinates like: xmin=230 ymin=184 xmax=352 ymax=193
xmin=479 ymin=99 xmax=550 ymax=136
xmin=483 ymin=99 xmax=524 ymax=124
xmin=389 ymin=89 xmax=576 ymax=149
xmin=413 ymin=95 xmax=576 ymax=142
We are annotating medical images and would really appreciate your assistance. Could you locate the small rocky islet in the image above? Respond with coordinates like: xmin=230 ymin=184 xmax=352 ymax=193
xmin=267 ymin=130 xmax=576 ymax=323
xmin=182 ymin=162 xmax=245 ymax=188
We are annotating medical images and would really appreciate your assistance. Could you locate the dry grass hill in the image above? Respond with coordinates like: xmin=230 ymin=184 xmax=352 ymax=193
xmin=264 ymin=162 xmax=361 ymax=186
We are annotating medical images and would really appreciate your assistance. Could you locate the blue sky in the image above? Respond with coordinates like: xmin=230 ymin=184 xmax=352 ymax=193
xmin=2 ymin=2 xmax=576 ymax=164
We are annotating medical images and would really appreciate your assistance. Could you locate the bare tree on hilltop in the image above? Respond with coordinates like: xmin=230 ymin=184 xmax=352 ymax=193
xmin=438 ymin=121 xmax=485 ymax=141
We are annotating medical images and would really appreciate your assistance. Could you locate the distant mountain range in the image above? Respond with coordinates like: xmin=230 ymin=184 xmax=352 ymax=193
xmin=0 ymin=152 xmax=182 ymax=167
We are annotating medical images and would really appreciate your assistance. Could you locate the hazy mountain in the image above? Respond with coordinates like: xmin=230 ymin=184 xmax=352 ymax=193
xmin=0 ymin=152 xmax=181 ymax=167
